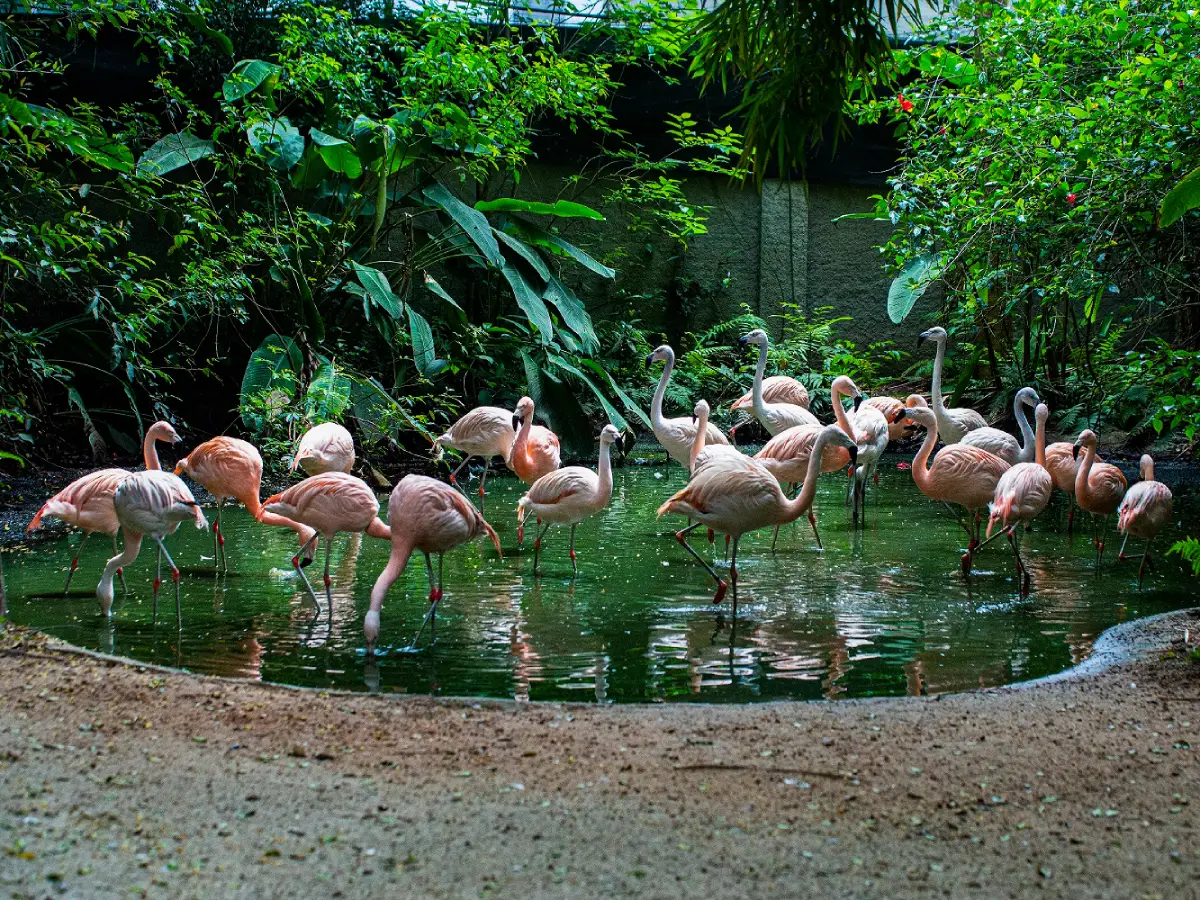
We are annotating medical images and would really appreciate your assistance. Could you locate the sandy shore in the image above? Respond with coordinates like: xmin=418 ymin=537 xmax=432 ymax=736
xmin=0 ymin=610 xmax=1197 ymax=899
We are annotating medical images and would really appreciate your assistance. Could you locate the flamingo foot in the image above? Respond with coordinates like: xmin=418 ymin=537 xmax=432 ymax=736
xmin=960 ymin=552 xmax=972 ymax=576
xmin=707 ymin=528 xmax=715 ymax=545
xmin=713 ymin=580 xmax=728 ymax=604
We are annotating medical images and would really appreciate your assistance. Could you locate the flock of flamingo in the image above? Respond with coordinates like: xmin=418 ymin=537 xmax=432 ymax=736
xmin=27 ymin=326 xmax=1176 ymax=653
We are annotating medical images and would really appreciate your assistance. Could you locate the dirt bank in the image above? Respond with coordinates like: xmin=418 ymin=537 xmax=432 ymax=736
xmin=0 ymin=611 xmax=1197 ymax=898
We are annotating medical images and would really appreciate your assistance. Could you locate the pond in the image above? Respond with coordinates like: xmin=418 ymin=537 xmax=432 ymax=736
xmin=4 ymin=458 xmax=1196 ymax=703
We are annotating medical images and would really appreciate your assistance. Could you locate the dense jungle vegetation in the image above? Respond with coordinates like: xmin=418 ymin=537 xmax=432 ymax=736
xmin=0 ymin=0 xmax=1198 ymax=470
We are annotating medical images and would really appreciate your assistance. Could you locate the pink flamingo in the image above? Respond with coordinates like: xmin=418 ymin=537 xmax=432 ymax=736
xmin=739 ymin=330 xmax=819 ymax=435
xmin=97 ymin=470 xmax=208 ymax=628
xmin=1072 ymin=429 xmax=1128 ymax=568
xmin=985 ymin=403 xmax=1053 ymax=597
xmin=916 ymin=328 xmax=987 ymax=443
xmin=28 ymin=421 xmax=180 ymax=592
xmin=263 ymin=472 xmax=391 ymax=609
xmin=364 ymin=475 xmax=501 ymax=653
xmin=292 ymin=422 xmax=355 ymax=475
xmin=1117 ymin=454 xmax=1173 ymax=586
xmin=658 ymin=424 xmax=857 ymax=607
xmin=518 ymin=424 xmax=620 ymax=575
xmin=863 ymin=395 xmax=908 ymax=442
xmin=175 ymin=436 xmax=315 ymax=572
xmin=432 ymin=406 xmax=516 ymax=503
xmin=731 ymin=375 xmax=810 ymax=412
xmin=1044 ymin=436 xmax=1107 ymax=536
xmin=508 ymin=396 xmax=561 ymax=542
xmin=898 ymin=405 xmax=1010 ymax=574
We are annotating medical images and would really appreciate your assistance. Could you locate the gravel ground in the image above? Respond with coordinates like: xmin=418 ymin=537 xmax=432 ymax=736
xmin=0 ymin=609 xmax=1197 ymax=899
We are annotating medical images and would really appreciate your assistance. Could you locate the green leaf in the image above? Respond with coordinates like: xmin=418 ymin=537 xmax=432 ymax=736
xmin=422 ymin=273 xmax=462 ymax=310
xmin=407 ymin=307 xmax=447 ymax=377
xmin=581 ymin=359 xmax=652 ymax=429
xmin=240 ymin=334 xmax=301 ymax=432
xmin=1160 ymin=165 xmax=1200 ymax=229
xmin=309 ymin=128 xmax=362 ymax=179
xmin=423 ymin=183 xmax=504 ymax=268
xmin=136 ymin=132 xmax=214 ymax=177
xmin=887 ymin=253 xmax=942 ymax=324
xmin=475 ymin=198 xmax=605 ymax=220
xmin=246 ymin=117 xmax=304 ymax=172
xmin=350 ymin=376 xmax=433 ymax=444
xmin=502 ymin=264 xmax=554 ymax=344
xmin=507 ymin=220 xmax=615 ymax=278
xmin=306 ymin=360 xmax=352 ymax=423
xmin=349 ymin=261 xmax=403 ymax=318
xmin=542 ymin=276 xmax=599 ymax=353
xmin=547 ymin=354 xmax=628 ymax=431
xmin=494 ymin=228 xmax=551 ymax=281
xmin=223 ymin=59 xmax=283 ymax=102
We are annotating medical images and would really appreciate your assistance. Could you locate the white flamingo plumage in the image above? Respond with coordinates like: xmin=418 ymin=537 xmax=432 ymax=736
xmin=1072 ymin=429 xmax=1127 ymax=568
xmin=646 ymin=344 xmax=729 ymax=468
xmin=292 ymin=422 xmax=355 ymax=475
xmin=917 ymin=327 xmax=987 ymax=443
xmin=432 ymin=406 xmax=517 ymax=501
xmin=1117 ymin=454 xmax=1173 ymax=586
xmin=738 ymin=330 xmax=820 ymax=435
xmin=364 ymin=475 xmax=501 ymax=653
xmin=985 ymin=403 xmax=1053 ymax=597
xmin=961 ymin=387 xmax=1041 ymax=465
xmin=518 ymin=424 xmax=620 ymax=575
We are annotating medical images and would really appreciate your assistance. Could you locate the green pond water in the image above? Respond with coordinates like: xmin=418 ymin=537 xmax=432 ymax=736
xmin=5 ymin=458 xmax=1196 ymax=702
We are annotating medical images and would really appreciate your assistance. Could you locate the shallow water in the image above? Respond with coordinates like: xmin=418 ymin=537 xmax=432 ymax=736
xmin=5 ymin=458 xmax=1196 ymax=702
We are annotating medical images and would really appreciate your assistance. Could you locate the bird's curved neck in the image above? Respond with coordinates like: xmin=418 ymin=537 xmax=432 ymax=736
xmin=784 ymin=433 xmax=830 ymax=521
xmin=1074 ymin=444 xmax=1096 ymax=501
xmin=688 ymin=411 xmax=708 ymax=473
xmin=143 ymin=431 xmax=163 ymax=471
xmin=930 ymin=339 xmax=947 ymax=415
xmin=597 ymin=441 xmax=614 ymax=502
xmin=1015 ymin=396 xmax=1035 ymax=455
xmin=1142 ymin=458 xmax=1155 ymax=482
xmin=651 ymin=352 xmax=675 ymax=431
xmin=911 ymin=418 xmax=939 ymax=492
xmin=752 ymin=344 xmax=768 ymax=414
xmin=1034 ymin=415 xmax=1046 ymax=468
xmin=514 ymin=409 xmax=533 ymax=455
xmin=831 ymin=383 xmax=855 ymax=440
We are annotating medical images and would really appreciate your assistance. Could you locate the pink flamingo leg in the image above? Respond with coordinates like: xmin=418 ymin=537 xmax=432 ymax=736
xmin=532 ymin=520 xmax=552 ymax=577
xmin=569 ymin=524 xmax=578 ymax=575
xmin=674 ymin=523 xmax=727 ymax=603
xmin=729 ymin=536 xmax=741 ymax=611
xmin=1137 ymin=539 xmax=1153 ymax=588
xmin=290 ymin=534 xmax=322 ymax=610
xmin=808 ymin=509 xmax=823 ymax=550
xmin=64 ymin=530 xmax=90 ymax=594
xmin=152 ymin=537 xmax=183 ymax=631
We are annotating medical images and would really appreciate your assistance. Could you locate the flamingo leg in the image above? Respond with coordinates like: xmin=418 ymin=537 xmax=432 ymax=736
xmin=478 ymin=459 xmax=489 ymax=513
xmin=291 ymin=534 xmax=322 ymax=611
xmin=423 ymin=552 xmax=438 ymax=601
xmin=113 ymin=534 xmax=126 ymax=593
xmin=569 ymin=524 xmax=578 ymax=575
xmin=772 ymin=484 xmax=796 ymax=550
xmin=729 ymin=536 xmax=740 ymax=612
xmin=152 ymin=537 xmax=182 ymax=631
xmin=1066 ymin=494 xmax=1076 ymax=536
xmin=1137 ymin=539 xmax=1152 ymax=588
xmin=808 ymin=509 xmax=823 ymax=550
xmin=323 ymin=537 xmax=333 ymax=608
xmin=674 ymin=522 xmax=727 ymax=603
xmin=218 ymin=501 xmax=228 ymax=574
xmin=1118 ymin=532 xmax=1131 ymax=562
xmin=153 ymin=543 xmax=162 ymax=623
xmin=448 ymin=455 xmax=473 ymax=493
xmin=407 ymin=553 xmax=443 ymax=650
xmin=532 ymin=520 xmax=552 ymax=577
xmin=724 ymin=533 xmax=730 ymax=563
xmin=65 ymin=530 xmax=90 ymax=594
xmin=1096 ymin=517 xmax=1111 ymax=569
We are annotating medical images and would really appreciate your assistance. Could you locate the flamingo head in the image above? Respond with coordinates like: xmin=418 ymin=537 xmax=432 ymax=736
xmin=692 ymin=399 xmax=710 ymax=425
xmin=645 ymin=345 xmax=673 ymax=368
xmin=738 ymin=328 xmax=769 ymax=349
xmin=147 ymin=421 xmax=181 ymax=444
xmin=817 ymin=423 xmax=857 ymax=464
xmin=1072 ymin=429 xmax=1098 ymax=460
xmin=364 ymin=609 xmax=381 ymax=655
xmin=513 ymin=396 xmax=534 ymax=429
xmin=898 ymin=405 xmax=935 ymax=433
xmin=1015 ymin=386 xmax=1041 ymax=408
xmin=917 ymin=326 xmax=947 ymax=349
xmin=1034 ymin=403 xmax=1050 ymax=429
xmin=599 ymin=424 xmax=621 ymax=446
xmin=905 ymin=393 xmax=929 ymax=409
xmin=831 ymin=375 xmax=860 ymax=404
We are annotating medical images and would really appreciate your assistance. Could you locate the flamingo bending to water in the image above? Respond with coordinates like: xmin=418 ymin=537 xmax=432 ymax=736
xmin=175 ymin=436 xmax=315 ymax=572
xmin=364 ymin=475 xmax=501 ymax=654
xmin=518 ymin=424 xmax=620 ymax=575
xmin=263 ymin=472 xmax=391 ymax=609
xmin=1117 ymin=454 xmax=1173 ymax=586
xmin=738 ymin=330 xmax=819 ymax=435
xmin=96 ymin=470 xmax=208 ymax=628
xmin=646 ymin=345 xmax=729 ymax=469
xmin=432 ymin=406 xmax=517 ymax=503
xmin=916 ymin=327 xmax=987 ymax=443
xmin=658 ymin=424 xmax=857 ymax=606
xmin=985 ymin=403 xmax=1053 ymax=597
xmin=28 ymin=421 xmax=180 ymax=592
xmin=1072 ymin=430 xmax=1127 ymax=568
xmin=898 ymin=405 xmax=1010 ymax=574
xmin=292 ymin=422 xmax=355 ymax=475
xmin=961 ymin=387 xmax=1040 ymax=465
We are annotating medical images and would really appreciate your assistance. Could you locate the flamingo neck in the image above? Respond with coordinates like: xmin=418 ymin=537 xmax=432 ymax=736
xmin=783 ymin=432 xmax=832 ymax=522
xmin=1142 ymin=457 xmax=1155 ymax=482
xmin=367 ymin=538 xmax=412 ymax=621
xmin=930 ymin=338 xmax=947 ymax=416
xmin=689 ymin=410 xmax=709 ymax=473
xmin=831 ymin=382 xmax=855 ymax=440
xmin=596 ymin=441 xmax=614 ymax=504
xmin=651 ymin=350 xmax=675 ymax=432
xmin=1034 ymin=415 xmax=1046 ymax=468
xmin=1015 ymin=396 xmax=1035 ymax=456
xmin=143 ymin=431 xmax=163 ymax=471
xmin=911 ymin=417 xmax=939 ymax=493
xmin=514 ymin=409 xmax=533 ymax=458
xmin=752 ymin=343 xmax=768 ymax=414
xmin=1074 ymin=443 xmax=1096 ymax=502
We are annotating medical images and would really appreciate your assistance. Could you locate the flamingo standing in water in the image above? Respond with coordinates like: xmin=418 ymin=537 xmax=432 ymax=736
xmin=518 ymin=424 xmax=620 ymax=576
xmin=985 ymin=403 xmax=1053 ymax=598
xmin=292 ymin=422 xmax=355 ymax=475
xmin=364 ymin=475 xmax=501 ymax=654
xmin=961 ymin=387 xmax=1041 ymax=465
xmin=658 ymin=424 xmax=857 ymax=607
xmin=28 ymin=421 xmax=181 ymax=592
xmin=850 ymin=395 xmax=891 ymax=525
xmin=1117 ymin=454 xmax=1173 ymax=586
xmin=1044 ymin=435 xmax=1105 ymax=536
xmin=739 ymin=330 xmax=819 ymax=435
xmin=96 ymin=470 xmax=208 ymax=628
xmin=646 ymin=345 xmax=729 ymax=469
xmin=175 ymin=436 xmax=315 ymax=572
xmin=916 ymin=327 xmax=987 ymax=443
xmin=898 ymin=405 xmax=1010 ymax=574
xmin=508 ymin=396 xmax=562 ymax=543
xmin=263 ymin=472 xmax=390 ymax=609
xmin=432 ymin=406 xmax=516 ymax=505
xmin=1072 ymin=430 xmax=1128 ymax=568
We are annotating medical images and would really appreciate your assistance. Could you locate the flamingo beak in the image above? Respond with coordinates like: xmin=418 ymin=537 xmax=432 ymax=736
xmin=848 ymin=446 xmax=859 ymax=466
xmin=512 ymin=415 xmax=520 ymax=430
xmin=644 ymin=353 xmax=655 ymax=368
xmin=737 ymin=335 xmax=749 ymax=346
xmin=853 ymin=394 xmax=864 ymax=412
xmin=917 ymin=331 xmax=930 ymax=347
xmin=1072 ymin=443 xmax=1081 ymax=460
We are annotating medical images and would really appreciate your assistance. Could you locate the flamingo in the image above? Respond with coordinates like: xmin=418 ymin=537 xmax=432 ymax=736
xmin=96 ymin=470 xmax=208 ymax=628
xmin=961 ymin=387 xmax=1040 ymax=465
xmin=28 ymin=420 xmax=180 ymax=592
xmin=508 ymin=396 xmax=562 ymax=543
xmin=658 ymin=424 xmax=858 ymax=606
xmin=1072 ymin=430 xmax=1128 ymax=568
xmin=753 ymin=376 xmax=858 ymax=548
xmin=738 ymin=330 xmax=820 ymax=435
xmin=364 ymin=475 xmax=501 ymax=654
xmin=1044 ymin=436 xmax=1104 ymax=536
xmin=174 ymin=436 xmax=316 ymax=573
xmin=431 ymin=406 xmax=517 ymax=503
xmin=292 ymin=422 xmax=355 ymax=475
xmin=731 ymin=375 xmax=810 ymax=412
xmin=863 ymin=396 xmax=908 ymax=442
xmin=1117 ymin=454 xmax=1173 ymax=586
xmin=898 ymin=404 xmax=1010 ymax=574
xmin=985 ymin=403 xmax=1053 ymax=598
xmin=916 ymin=327 xmax=987 ymax=443
xmin=518 ymin=424 xmax=620 ymax=576
xmin=646 ymin=345 xmax=729 ymax=469
xmin=263 ymin=472 xmax=391 ymax=609
xmin=850 ymin=395 xmax=891 ymax=525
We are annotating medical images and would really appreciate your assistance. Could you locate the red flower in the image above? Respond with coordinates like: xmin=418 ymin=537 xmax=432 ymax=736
xmin=1066 ymin=192 xmax=1077 ymax=206
xmin=897 ymin=94 xmax=915 ymax=114
xmin=896 ymin=461 xmax=911 ymax=470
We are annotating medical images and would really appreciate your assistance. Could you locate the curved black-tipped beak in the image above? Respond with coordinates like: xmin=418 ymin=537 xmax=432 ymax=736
xmin=512 ymin=415 xmax=521 ymax=430
xmin=644 ymin=353 xmax=654 ymax=368
xmin=853 ymin=394 xmax=864 ymax=413
xmin=916 ymin=333 xmax=928 ymax=348
xmin=737 ymin=335 xmax=749 ymax=346
xmin=890 ymin=410 xmax=905 ymax=424
xmin=848 ymin=446 xmax=859 ymax=466
xmin=691 ymin=413 xmax=697 ymax=424
xmin=1072 ymin=443 xmax=1081 ymax=460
